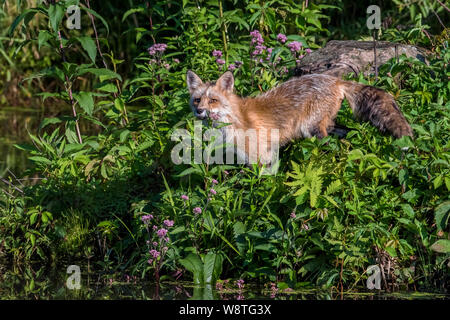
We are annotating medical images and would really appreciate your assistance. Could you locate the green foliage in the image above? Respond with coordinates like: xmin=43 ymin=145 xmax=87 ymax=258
xmin=0 ymin=0 xmax=449 ymax=294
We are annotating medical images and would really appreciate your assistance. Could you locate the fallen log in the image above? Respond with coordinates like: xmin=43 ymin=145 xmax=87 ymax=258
xmin=293 ymin=40 xmax=430 ymax=78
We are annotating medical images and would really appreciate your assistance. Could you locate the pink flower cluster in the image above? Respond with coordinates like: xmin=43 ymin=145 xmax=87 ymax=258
xmin=212 ymin=50 xmax=223 ymax=57
xmin=164 ymin=219 xmax=174 ymax=227
xmin=148 ymin=43 xmax=167 ymax=55
xmin=141 ymin=214 xmax=153 ymax=224
xmin=250 ymin=30 xmax=264 ymax=45
xmin=211 ymin=49 xmax=226 ymax=67
xmin=228 ymin=60 xmax=243 ymax=71
xmin=277 ymin=33 xmax=287 ymax=43
xmin=249 ymin=30 xmax=273 ymax=64
xmin=144 ymin=216 xmax=174 ymax=265
xmin=236 ymin=279 xmax=245 ymax=290
xmin=287 ymin=41 xmax=302 ymax=52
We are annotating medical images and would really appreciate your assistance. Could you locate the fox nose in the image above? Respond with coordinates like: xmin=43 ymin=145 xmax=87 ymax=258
xmin=196 ymin=108 xmax=207 ymax=119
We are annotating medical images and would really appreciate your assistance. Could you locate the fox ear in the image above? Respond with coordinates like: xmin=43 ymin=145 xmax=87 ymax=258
xmin=186 ymin=70 xmax=203 ymax=94
xmin=217 ymin=71 xmax=234 ymax=93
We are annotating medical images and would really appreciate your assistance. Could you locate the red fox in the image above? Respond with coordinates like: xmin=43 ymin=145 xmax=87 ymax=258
xmin=186 ymin=70 xmax=413 ymax=165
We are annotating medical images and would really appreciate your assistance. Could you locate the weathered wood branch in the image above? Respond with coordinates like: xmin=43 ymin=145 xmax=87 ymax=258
xmin=293 ymin=40 xmax=430 ymax=78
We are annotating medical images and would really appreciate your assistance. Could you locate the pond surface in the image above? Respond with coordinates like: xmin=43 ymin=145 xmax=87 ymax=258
xmin=0 ymin=263 xmax=449 ymax=300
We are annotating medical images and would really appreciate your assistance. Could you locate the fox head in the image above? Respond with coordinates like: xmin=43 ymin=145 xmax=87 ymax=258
xmin=186 ymin=70 xmax=235 ymax=120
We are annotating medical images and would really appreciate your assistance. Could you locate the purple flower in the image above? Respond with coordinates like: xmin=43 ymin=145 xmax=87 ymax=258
xmin=236 ymin=279 xmax=245 ymax=290
xmin=250 ymin=30 xmax=264 ymax=45
xmin=152 ymin=225 xmax=158 ymax=231
xmin=164 ymin=219 xmax=174 ymax=227
xmin=287 ymin=41 xmax=302 ymax=52
xmin=141 ymin=214 xmax=153 ymax=223
xmin=224 ymin=170 xmax=229 ymax=175
xmin=210 ymin=188 xmax=217 ymax=195
xmin=212 ymin=49 xmax=223 ymax=57
xmin=148 ymin=43 xmax=167 ymax=55
xmin=212 ymin=179 xmax=218 ymax=185
xmin=147 ymin=259 xmax=153 ymax=264
xmin=164 ymin=63 xmax=170 ymax=70
xmin=216 ymin=58 xmax=225 ymax=65
xmin=149 ymin=249 xmax=160 ymax=258
xmin=305 ymin=48 xmax=312 ymax=54
xmin=181 ymin=195 xmax=189 ymax=201
xmin=290 ymin=212 xmax=296 ymax=219
xmin=193 ymin=207 xmax=202 ymax=215
xmin=277 ymin=33 xmax=287 ymax=43
xmin=157 ymin=228 xmax=168 ymax=238
xmin=228 ymin=64 xmax=236 ymax=71
xmin=173 ymin=58 xmax=180 ymax=63
xmin=152 ymin=241 xmax=158 ymax=247
xmin=234 ymin=61 xmax=243 ymax=67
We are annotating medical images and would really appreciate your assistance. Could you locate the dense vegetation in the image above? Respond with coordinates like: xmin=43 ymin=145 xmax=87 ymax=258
xmin=0 ymin=0 xmax=449 ymax=297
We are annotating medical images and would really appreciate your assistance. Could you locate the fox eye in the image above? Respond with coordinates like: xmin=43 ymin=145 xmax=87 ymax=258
xmin=209 ymin=98 xmax=218 ymax=103
xmin=193 ymin=98 xmax=201 ymax=103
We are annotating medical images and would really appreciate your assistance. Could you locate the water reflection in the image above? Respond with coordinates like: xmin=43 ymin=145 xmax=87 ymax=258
xmin=1 ymin=264 xmax=448 ymax=300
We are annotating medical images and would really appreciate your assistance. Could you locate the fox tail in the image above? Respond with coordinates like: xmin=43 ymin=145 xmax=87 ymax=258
xmin=340 ymin=81 xmax=413 ymax=138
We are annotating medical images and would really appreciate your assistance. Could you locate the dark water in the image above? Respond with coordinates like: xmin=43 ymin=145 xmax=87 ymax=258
xmin=0 ymin=263 xmax=448 ymax=300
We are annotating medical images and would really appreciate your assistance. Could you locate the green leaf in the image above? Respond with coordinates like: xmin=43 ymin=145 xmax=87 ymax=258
xmin=135 ymin=140 xmax=154 ymax=153
xmin=48 ymin=4 xmax=64 ymax=32
xmin=77 ymin=37 xmax=97 ymax=64
xmin=401 ymin=204 xmax=415 ymax=218
xmin=122 ymin=7 xmax=145 ymax=22
xmin=30 ymin=212 xmax=39 ymax=225
xmin=179 ymin=254 xmax=204 ymax=285
xmin=79 ymin=68 xmax=122 ymax=81
xmin=385 ymin=246 xmax=397 ymax=257
xmin=433 ymin=175 xmax=443 ymax=189
xmin=29 ymin=156 xmax=52 ymax=165
xmin=30 ymin=233 xmax=36 ymax=247
xmin=430 ymin=240 xmax=450 ymax=254
xmin=39 ymin=117 xmax=62 ymax=130
xmin=38 ymin=30 xmax=52 ymax=50
xmin=8 ymin=8 xmax=39 ymax=36
xmin=74 ymin=92 xmax=94 ymax=115
xmin=203 ymin=252 xmax=223 ymax=284
xmin=435 ymin=201 xmax=450 ymax=231
xmin=174 ymin=167 xmax=203 ymax=178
